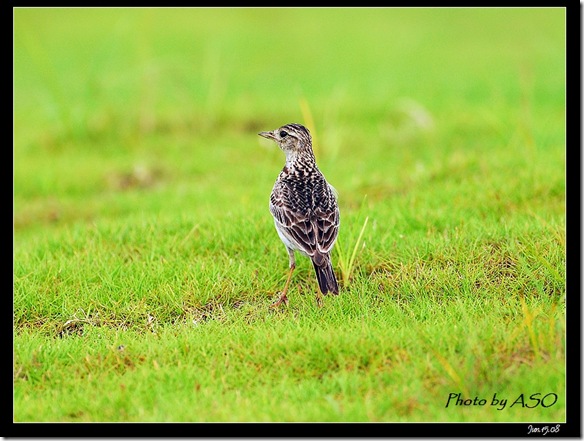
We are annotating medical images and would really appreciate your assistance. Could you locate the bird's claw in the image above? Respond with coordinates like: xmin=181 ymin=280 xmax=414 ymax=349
xmin=316 ymin=293 xmax=324 ymax=308
xmin=270 ymin=293 xmax=289 ymax=308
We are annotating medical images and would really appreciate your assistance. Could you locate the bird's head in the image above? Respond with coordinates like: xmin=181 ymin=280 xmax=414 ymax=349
xmin=258 ymin=123 xmax=313 ymax=156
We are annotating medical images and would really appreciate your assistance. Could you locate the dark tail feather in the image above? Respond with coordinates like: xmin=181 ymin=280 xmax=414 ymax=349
xmin=312 ymin=258 xmax=339 ymax=295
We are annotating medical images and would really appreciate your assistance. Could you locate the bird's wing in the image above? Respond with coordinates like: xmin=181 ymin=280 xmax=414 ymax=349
xmin=270 ymin=182 xmax=316 ymax=255
xmin=312 ymin=204 xmax=339 ymax=254
xmin=270 ymin=180 xmax=339 ymax=258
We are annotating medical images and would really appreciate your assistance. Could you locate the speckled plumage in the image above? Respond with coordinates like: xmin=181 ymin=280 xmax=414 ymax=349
xmin=259 ymin=123 xmax=340 ymax=306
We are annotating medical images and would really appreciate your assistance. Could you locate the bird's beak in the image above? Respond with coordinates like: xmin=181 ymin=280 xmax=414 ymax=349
xmin=258 ymin=131 xmax=275 ymax=140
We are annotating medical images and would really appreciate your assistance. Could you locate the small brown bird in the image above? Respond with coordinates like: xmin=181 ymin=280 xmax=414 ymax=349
xmin=259 ymin=123 xmax=340 ymax=306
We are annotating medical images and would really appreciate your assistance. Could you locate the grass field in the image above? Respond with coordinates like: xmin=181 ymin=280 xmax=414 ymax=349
xmin=13 ymin=7 xmax=566 ymax=425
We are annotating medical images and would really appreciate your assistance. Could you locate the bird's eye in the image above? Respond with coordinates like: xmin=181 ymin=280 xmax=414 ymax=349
xmin=279 ymin=131 xmax=288 ymax=138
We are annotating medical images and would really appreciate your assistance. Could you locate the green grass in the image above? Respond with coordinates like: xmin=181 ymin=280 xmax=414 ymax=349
xmin=13 ymin=7 xmax=566 ymax=423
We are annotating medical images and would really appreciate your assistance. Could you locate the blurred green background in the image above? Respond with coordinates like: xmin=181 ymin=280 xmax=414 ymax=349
xmin=14 ymin=7 xmax=566 ymax=234
xmin=14 ymin=7 xmax=565 ymax=219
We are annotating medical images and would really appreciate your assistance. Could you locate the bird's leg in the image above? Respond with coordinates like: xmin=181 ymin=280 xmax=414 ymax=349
xmin=271 ymin=249 xmax=295 ymax=307
xmin=272 ymin=264 xmax=294 ymax=307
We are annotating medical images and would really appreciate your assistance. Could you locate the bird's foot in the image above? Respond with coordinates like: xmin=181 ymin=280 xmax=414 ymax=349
xmin=315 ymin=292 xmax=324 ymax=308
xmin=270 ymin=293 xmax=289 ymax=308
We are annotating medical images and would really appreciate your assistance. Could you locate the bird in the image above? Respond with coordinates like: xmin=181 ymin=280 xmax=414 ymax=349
xmin=258 ymin=123 xmax=340 ymax=307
